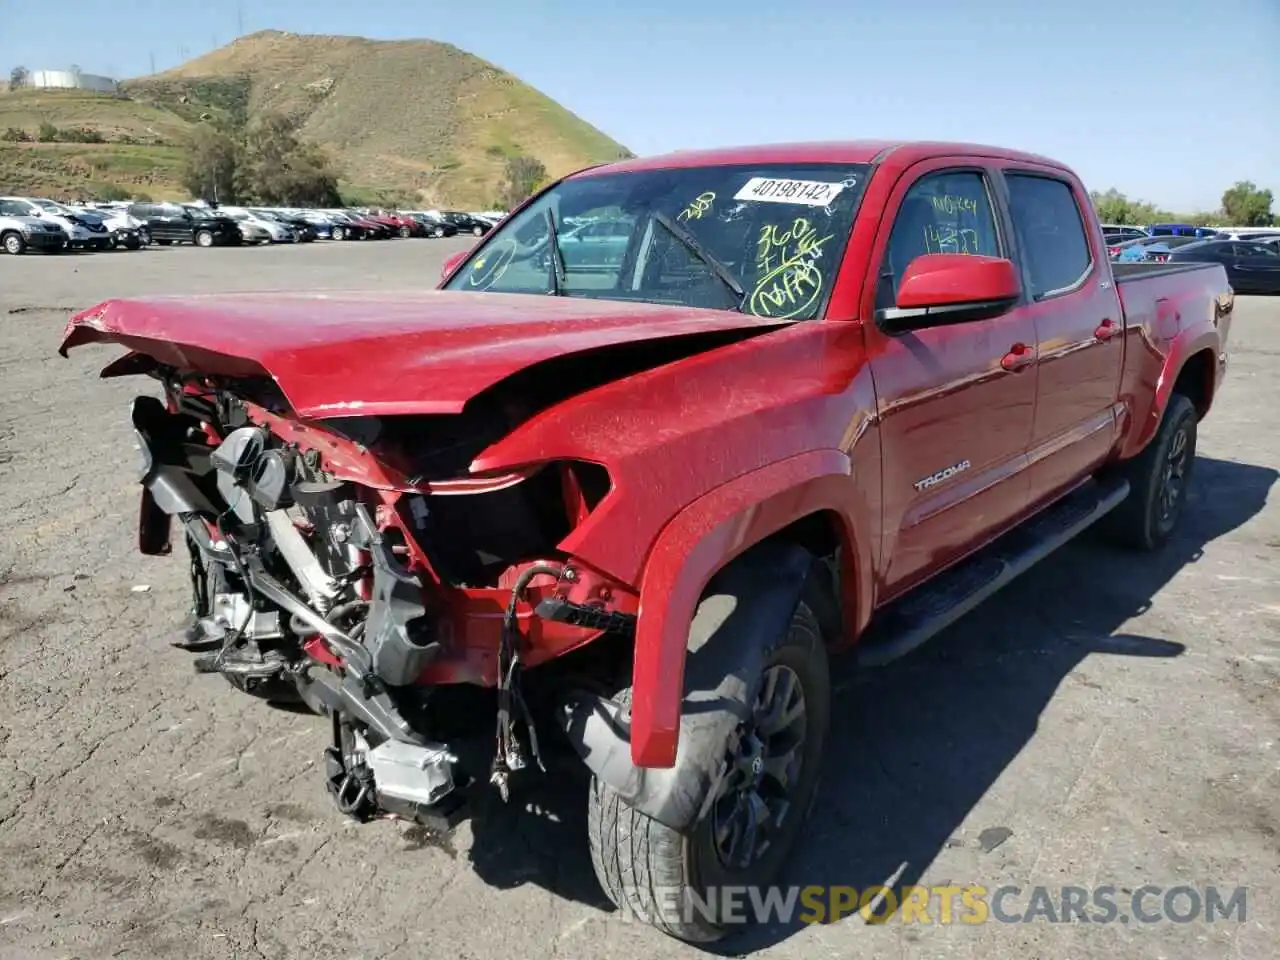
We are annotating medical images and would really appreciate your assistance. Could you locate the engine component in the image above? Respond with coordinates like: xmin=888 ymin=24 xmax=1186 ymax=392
xmin=364 ymin=539 xmax=442 ymax=686
xmin=365 ymin=738 xmax=457 ymax=807
xmin=264 ymin=510 xmax=339 ymax=609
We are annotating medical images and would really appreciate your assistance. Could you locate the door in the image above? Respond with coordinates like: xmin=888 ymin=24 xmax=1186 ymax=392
xmin=1001 ymin=171 xmax=1123 ymax=503
xmin=1231 ymin=242 xmax=1280 ymax=294
xmin=864 ymin=163 xmax=1039 ymax=599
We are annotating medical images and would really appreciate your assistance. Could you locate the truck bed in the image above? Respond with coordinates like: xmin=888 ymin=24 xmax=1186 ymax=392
xmin=1114 ymin=260 xmax=1228 ymax=339
xmin=1112 ymin=260 xmax=1220 ymax=283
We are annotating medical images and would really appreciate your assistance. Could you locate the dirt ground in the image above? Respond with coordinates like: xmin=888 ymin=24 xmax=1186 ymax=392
xmin=1 ymin=240 xmax=1277 ymax=960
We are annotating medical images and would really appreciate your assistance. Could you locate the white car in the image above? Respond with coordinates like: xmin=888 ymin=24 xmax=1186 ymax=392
xmin=218 ymin=206 xmax=296 ymax=243
xmin=0 ymin=196 xmax=106 ymax=250
xmin=0 ymin=200 xmax=69 ymax=254
xmin=60 ymin=201 xmax=147 ymax=249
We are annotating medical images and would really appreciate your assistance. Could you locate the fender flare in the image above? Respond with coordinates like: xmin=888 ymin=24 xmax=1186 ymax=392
xmin=559 ymin=541 xmax=820 ymax=831
xmin=1123 ymin=324 xmax=1220 ymax=459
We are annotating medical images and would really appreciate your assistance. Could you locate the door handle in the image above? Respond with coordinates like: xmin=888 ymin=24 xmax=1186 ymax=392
xmin=1094 ymin=318 xmax=1119 ymax=340
xmin=1000 ymin=342 xmax=1035 ymax=372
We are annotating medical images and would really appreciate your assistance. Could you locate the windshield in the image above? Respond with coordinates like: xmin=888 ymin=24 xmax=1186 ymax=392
xmin=442 ymin=162 xmax=870 ymax=319
xmin=183 ymin=206 xmax=215 ymax=220
xmin=37 ymin=200 xmax=73 ymax=215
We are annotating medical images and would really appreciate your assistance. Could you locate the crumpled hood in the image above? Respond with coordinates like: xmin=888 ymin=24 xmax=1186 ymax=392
xmin=59 ymin=289 xmax=787 ymax=419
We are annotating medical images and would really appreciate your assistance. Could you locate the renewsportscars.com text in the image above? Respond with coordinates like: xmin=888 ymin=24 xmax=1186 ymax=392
xmin=624 ymin=884 xmax=1247 ymax=926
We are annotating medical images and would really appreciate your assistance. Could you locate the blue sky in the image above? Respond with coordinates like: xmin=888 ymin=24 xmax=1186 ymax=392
xmin=1 ymin=0 xmax=1275 ymax=211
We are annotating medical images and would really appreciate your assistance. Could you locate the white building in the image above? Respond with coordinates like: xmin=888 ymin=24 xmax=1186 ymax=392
xmin=25 ymin=70 xmax=119 ymax=94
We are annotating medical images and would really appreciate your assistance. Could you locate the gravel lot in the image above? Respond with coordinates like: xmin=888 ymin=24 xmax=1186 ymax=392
xmin=1 ymin=241 xmax=1277 ymax=960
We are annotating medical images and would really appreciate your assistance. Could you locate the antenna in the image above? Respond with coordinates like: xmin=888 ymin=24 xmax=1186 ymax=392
xmin=237 ymin=1 xmax=244 ymax=36
xmin=149 ymin=52 xmax=156 ymax=74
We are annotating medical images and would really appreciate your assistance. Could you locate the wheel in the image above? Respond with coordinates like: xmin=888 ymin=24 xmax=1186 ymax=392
xmin=332 ymin=225 xmax=345 ymax=241
xmin=1 ymin=231 xmax=25 ymax=255
xmin=433 ymin=226 xmax=444 ymax=238
xmin=124 ymin=237 xmax=141 ymax=250
xmin=195 ymin=229 xmax=214 ymax=248
xmin=399 ymin=225 xmax=411 ymax=238
xmin=472 ymin=225 xmax=485 ymax=236
xmin=1099 ymin=393 xmax=1197 ymax=551
xmin=588 ymin=594 xmax=830 ymax=942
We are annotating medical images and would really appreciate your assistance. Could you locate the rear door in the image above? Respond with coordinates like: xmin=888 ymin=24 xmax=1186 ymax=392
xmin=999 ymin=168 xmax=1123 ymax=504
xmin=862 ymin=159 xmax=1039 ymax=599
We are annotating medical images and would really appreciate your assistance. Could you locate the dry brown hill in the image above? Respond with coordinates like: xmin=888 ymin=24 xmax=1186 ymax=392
xmin=0 ymin=30 xmax=630 ymax=206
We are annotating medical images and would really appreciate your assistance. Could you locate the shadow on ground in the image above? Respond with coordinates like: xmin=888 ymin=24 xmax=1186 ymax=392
xmin=458 ymin=455 xmax=1277 ymax=951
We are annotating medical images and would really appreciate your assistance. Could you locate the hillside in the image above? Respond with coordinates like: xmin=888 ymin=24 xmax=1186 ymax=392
xmin=0 ymin=30 xmax=630 ymax=206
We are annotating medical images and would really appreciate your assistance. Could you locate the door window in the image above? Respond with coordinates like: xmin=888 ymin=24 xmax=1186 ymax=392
xmin=877 ymin=170 xmax=1001 ymax=308
xmin=1005 ymin=174 xmax=1092 ymax=299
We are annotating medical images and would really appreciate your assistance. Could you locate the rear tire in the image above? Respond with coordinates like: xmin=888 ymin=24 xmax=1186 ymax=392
xmin=1099 ymin=393 xmax=1197 ymax=551
xmin=1 ymin=231 xmax=25 ymax=255
xmin=195 ymin=229 xmax=214 ymax=248
xmin=472 ymin=225 xmax=484 ymax=236
xmin=588 ymin=598 xmax=830 ymax=943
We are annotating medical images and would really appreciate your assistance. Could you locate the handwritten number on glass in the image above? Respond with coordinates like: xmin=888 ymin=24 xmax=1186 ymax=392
xmin=677 ymin=192 xmax=716 ymax=223
xmin=748 ymin=217 xmax=833 ymax=319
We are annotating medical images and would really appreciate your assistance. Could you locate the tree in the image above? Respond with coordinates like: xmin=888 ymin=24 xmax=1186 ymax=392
xmin=36 ymin=122 xmax=59 ymax=143
xmin=236 ymin=113 xmax=341 ymax=206
xmin=9 ymin=66 xmax=28 ymax=91
xmin=1221 ymin=181 xmax=1274 ymax=226
xmin=1088 ymin=188 xmax=1168 ymax=225
xmin=181 ymin=124 xmax=241 ymax=203
xmin=178 ymin=111 xmax=342 ymax=206
xmin=499 ymin=154 xmax=547 ymax=210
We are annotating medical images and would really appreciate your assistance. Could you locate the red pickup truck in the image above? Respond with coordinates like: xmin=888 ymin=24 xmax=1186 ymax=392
xmin=60 ymin=140 xmax=1232 ymax=942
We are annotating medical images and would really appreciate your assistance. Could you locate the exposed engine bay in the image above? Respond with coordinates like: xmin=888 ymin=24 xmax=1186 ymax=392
xmin=133 ymin=374 xmax=639 ymax=826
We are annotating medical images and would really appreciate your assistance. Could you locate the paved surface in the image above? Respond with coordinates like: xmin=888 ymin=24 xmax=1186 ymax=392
xmin=0 ymin=241 xmax=1277 ymax=960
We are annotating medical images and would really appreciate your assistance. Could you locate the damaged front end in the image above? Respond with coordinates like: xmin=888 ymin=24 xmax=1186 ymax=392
xmin=129 ymin=375 xmax=638 ymax=827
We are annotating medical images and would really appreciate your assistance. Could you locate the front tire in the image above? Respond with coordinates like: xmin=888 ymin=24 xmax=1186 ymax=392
xmin=472 ymin=225 xmax=485 ymax=236
xmin=332 ymin=225 xmax=345 ymax=241
xmin=1 ymin=231 xmax=25 ymax=255
xmin=1100 ymin=393 xmax=1197 ymax=550
xmin=195 ymin=229 xmax=214 ymax=248
xmin=588 ymin=599 xmax=830 ymax=943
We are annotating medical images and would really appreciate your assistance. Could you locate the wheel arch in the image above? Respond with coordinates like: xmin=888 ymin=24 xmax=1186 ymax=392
xmin=627 ymin=449 xmax=872 ymax=770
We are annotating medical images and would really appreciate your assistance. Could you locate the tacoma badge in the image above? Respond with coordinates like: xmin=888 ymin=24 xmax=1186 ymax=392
xmin=914 ymin=460 xmax=971 ymax=491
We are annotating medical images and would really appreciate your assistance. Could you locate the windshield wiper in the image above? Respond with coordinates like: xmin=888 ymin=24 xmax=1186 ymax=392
xmin=651 ymin=210 xmax=745 ymax=307
xmin=544 ymin=207 xmax=567 ymax=296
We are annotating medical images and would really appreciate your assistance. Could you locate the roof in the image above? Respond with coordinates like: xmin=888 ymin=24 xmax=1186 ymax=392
xmin=570 ymin=140 xmax=1071 ymax=178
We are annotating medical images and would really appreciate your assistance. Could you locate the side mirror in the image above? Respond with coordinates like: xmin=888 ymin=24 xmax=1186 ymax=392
xmin=877 ymin=254 xmax=1021 ymax=334
xmin=440 ymin=250 xmax=468 ymax=281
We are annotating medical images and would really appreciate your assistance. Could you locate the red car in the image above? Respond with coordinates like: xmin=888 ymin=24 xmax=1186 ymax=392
xmin=60 ymin=140 xmax=1231 ymax=942
xmin=364 ymin=208 xmax=425 ymax=238
xmin=353 ymin=209 xmax=406 ymax=238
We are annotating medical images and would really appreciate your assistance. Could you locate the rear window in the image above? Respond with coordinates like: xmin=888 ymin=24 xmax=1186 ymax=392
xmin=1005 ymin=175 xmax=1092 ymax=299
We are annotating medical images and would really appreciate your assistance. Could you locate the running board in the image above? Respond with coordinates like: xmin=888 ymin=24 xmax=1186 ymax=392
xmin=856 ymin=477 xmax=1130 ymax=667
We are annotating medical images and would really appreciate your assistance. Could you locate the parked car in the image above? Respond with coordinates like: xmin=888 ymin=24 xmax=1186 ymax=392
xmin=441 ymin=210 xmax=493 ymax=237
xmin=60 ymin=139 xmax=1232 ymax=944
xmin=1145 ymin=223 xmax=1221 ymax=238
xmin=1 ymin=196 xmax=104 ymax=250
xmin=0 ymin=199 xmax=68 ymax=254
xmin=70 ymin=204 xmax=147 ymax=249
xmin=127 ymin=202 xmax=241 ymax=247
xmin=218 ymin=206 xmax=296 ymax=243
xmin=254 ymin=209 xmax=317 ymax=242
xmin=1168 ymin=239 xmax=1280 ymax=294
xmin=408 ymin=213 xmax=458 ymax=238
xmin=359 ymin=208 xmax=424 ymax=238
xmin=1101 ymin=224 xmax=1148 ymax=245
xmin=318 ymin=211 xmax=367 ymax=241
xmin=1110 ymin=235 xmax=1203 ymax=263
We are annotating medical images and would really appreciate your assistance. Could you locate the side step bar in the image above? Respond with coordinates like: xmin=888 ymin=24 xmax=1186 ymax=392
xmin=856 ymin=477 xmax=1130 ymax=667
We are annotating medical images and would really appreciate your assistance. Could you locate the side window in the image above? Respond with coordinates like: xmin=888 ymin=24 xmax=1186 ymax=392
xmin=1243 ymin=243 xmax=1278 ymax=258
xmin=1005 ymin=174 xmax=1092 ymax=299
xmin=877 ymin=170 xmax=1000 ymax=308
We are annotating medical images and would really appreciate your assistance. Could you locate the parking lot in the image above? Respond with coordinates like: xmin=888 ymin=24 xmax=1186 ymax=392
xmin=0 ymin=241 xmax=1277 ymax=960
